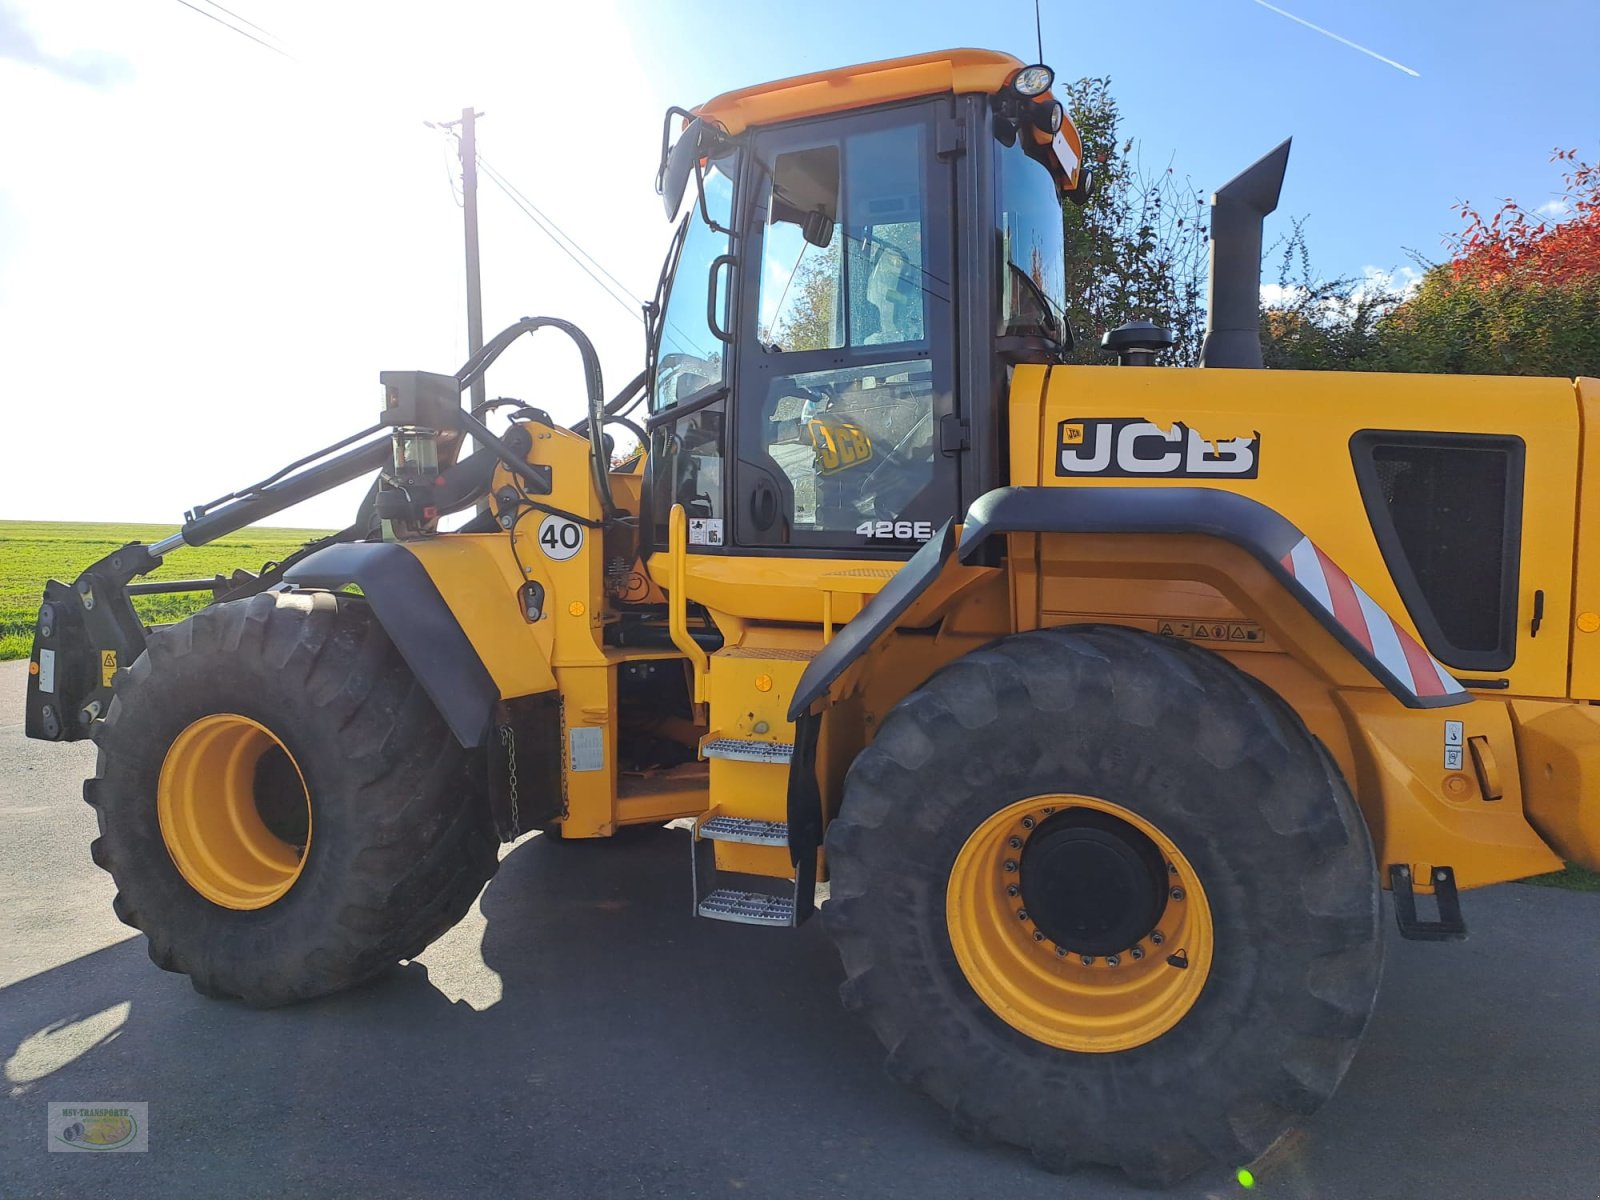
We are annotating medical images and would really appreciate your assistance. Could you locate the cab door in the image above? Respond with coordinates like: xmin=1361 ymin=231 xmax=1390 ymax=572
xmin=729 ymin=102 xmax=959 ymax=555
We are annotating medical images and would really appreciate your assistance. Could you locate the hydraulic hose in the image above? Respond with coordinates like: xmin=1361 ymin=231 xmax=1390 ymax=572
xmin=455 ymin=316 xmax=621 ymax=518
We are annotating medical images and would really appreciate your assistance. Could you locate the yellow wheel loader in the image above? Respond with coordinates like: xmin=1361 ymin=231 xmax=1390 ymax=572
xmin=23 ymin=48 xmax=1600 ymax=1185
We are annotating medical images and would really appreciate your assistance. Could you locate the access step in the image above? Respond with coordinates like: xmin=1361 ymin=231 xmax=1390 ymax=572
xmin=700 ymin=816 xmax=789 ymax=845
xmin=697 ymin=888 xmax=796 ymax=926
xmin=702 ymin=737 xmax=793 ymax=764
xmin=1389 ymin=863 xmax=1468 ymax=941
xmin=691 ymin=812 xmax=811 ymax=928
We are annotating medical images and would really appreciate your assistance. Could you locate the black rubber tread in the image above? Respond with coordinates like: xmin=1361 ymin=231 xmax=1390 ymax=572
xmin=822 ymin=625 xmax=1382 ymax=1186
xmin=85 ymin=590 xmax=499 ymax=1007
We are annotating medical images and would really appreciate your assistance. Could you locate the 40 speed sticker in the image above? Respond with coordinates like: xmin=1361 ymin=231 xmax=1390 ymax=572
xmin=537 ymin=514 xmax=585 ymax=561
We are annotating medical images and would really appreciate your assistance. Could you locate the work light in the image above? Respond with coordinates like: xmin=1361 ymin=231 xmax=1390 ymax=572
xmin=1012 ymin=64 xmax=1054 ymax=96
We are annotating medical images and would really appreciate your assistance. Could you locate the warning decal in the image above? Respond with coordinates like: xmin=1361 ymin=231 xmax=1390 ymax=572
xmin=1155 ymin=619 xmax=1265 ymax=645
xmin=100 ymin=650 xmax=117 ymax=688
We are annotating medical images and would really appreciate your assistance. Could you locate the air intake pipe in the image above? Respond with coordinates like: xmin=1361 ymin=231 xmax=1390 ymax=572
xmin=1199 ymin=138 xmax=1291 ymax=369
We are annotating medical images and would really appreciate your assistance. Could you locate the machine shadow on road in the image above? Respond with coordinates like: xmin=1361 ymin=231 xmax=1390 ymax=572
xmin=2 ymin=825 xmax=1596 ymax=1200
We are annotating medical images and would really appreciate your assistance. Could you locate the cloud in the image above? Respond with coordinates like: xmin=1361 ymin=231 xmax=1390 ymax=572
xmin=1359 ymin=264 xmax=1422 ymax=299
xmin=1536 ymin=199 xmax=1571 ymax=219
xmin=0 ymin=1 xmax=132 ymax=88
xmin=1260 ymin=265 xmax=1420 ymax=319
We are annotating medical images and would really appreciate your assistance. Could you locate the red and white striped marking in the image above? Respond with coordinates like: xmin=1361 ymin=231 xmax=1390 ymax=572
xmin=1282 ymin=537 xmax=1465 ymax=701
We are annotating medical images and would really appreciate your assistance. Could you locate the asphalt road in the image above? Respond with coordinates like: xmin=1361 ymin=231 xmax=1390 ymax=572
xmin=2 ymin=656 xmax=1597 ymax=1199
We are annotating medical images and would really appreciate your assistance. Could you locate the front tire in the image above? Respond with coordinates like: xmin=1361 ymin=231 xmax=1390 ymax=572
xmin=86 ymin=591 xmax=499 ymax=1006
xmin=823 ymin=625 xmax=1381 ymax=1184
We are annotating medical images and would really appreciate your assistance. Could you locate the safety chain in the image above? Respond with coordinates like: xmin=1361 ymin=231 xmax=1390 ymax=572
xmin=498 ymin=724 xmax=521 ymax=836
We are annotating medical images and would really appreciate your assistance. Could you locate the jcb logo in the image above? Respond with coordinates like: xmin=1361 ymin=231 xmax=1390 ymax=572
xmin=1057 ymin=418 xmax=1260 ymax=479
xmin=808 ymin=417 xmax=874 ymax=477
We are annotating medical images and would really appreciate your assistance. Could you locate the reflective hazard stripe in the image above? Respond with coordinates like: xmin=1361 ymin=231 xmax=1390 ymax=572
xmin=1279 ymin=536 xmax=1466 ymax=702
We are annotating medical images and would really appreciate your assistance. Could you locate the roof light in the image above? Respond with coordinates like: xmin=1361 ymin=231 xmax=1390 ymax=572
xmin=1012 ymin=64 xmax=1054 ymax=97
xmin=1032 ymin=99 xmax=1064 ymax=134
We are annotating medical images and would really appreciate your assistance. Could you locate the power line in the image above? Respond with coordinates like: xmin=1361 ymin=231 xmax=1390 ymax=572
xmin=196 ymin=0 xmax=280 ymax=42
xmin=473 ymin=153 xmax=646 ymax=322
xmin=172 ymin=0 xmax=294 ymax=60
xmin=476 ymin=153 xmax=646 ymax=312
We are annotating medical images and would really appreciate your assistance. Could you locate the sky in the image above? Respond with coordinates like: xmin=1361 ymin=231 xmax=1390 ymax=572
xmin=1 ymin=0 xmax=1596 ymax=530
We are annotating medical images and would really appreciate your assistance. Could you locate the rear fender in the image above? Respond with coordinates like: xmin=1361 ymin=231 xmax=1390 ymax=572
xmin=792 ymin=486 xmax=1469 ymax=718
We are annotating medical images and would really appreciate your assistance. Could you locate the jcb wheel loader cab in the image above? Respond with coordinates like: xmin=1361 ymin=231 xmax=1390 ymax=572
xmin=86 ymin=592 xmax=498 ymax=1006
xmin=646 ymin=49 xmax=1082 ymax=555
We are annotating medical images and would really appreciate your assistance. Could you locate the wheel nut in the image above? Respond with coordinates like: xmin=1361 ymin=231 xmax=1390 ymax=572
xmin=1016 ymin=909 xmax=1028 ymax=921
xmin=1006 ymin=884 xmax=1020 ymax=897
xmin=1055 ymin=945 xmax=1069 ymax=958
xmin=1003 ymin=860 xmax=1018 ymax=873
xmin=1008 ymin=836 xmax=1023 ymax=849
xmin=1080 ymin=955 xmax=1094 ymax=965
xmin=1151 ymin=931 xmax=1165 ymax=945
xmin=1168 ymin=862 xmax=1178 ymax=875
xmin=1170 ymin=887 xmax=1185 ymax=902
xmin=1033 ymin=930 xmax=1045 ymax=942
xmin=1021 ymin=816 xmax=1035 ymax=829
xmin=1107 ymin=954 xmax=1120 ymax=967
xmin=1130 ymin=946 xmax=1145 ymax=961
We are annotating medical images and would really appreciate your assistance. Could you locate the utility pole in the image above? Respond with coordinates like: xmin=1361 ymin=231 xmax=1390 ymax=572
xmin=458 ymin=107 xmax=486 ymax=412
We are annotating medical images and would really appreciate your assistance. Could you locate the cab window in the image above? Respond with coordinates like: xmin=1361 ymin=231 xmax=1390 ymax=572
xmin=651 ymin=153 xmax=737 ymax=413
xmin=739 ymin=115 xmax=953 ymax=551
xmin=647 ymin=151 xmax=738 ymax=547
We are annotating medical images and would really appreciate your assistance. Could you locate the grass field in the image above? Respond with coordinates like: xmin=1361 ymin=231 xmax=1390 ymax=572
xmin=0 ymin=521 xmax=332 ymax=660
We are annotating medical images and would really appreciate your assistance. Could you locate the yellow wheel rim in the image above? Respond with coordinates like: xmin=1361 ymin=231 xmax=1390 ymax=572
xmin=157 ymin=714 xmax=311 ymax=910
xmin=946 ymin=794 xmax=1213 ymax=1053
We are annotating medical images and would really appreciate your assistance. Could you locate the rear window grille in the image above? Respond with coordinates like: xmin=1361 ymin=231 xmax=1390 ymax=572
xmin=1351 ymin=432 xmax=1523 ymax=672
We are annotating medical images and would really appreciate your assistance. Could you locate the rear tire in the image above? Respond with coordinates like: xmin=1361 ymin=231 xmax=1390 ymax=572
xmin=823 ymin=625 xmax=1381 ymax=1184
xmin=86 ymin=590 xmax=498 ymax=1007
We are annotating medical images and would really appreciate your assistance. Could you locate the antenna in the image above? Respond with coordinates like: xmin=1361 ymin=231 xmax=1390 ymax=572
xmin=1034 ymin=0 xmax=1044 ymax=62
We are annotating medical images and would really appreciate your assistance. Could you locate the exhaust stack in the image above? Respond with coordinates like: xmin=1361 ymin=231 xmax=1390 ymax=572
xmin=1199 ymin=139 xmax=1291 ymax=369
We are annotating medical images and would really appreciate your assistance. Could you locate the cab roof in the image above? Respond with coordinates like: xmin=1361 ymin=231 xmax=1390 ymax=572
xmin=692 ymin=48 xmax=1081 ymax=190
xmin=697 ymin=47 xmax=1027 ymax=135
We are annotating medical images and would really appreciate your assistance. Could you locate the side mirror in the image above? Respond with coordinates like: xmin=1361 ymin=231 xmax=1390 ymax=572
xmin=660 ymin=118 xmax=708 ymax=219
xmin=801 ymin=209 xmax=834 ymax=248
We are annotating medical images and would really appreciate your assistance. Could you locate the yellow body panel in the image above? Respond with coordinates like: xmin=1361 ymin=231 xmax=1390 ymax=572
xmin=1509 ymin=699 xmax=1600 ymax=870
xmin=1334 ymin=690 xmax=1561 ymax=887
xmin=1568 ymin=378 xmax=1600 ymax=698
xmin=402 ymin=535 xmax=557 ymax=700
xmin=1032 ymin=365 xmax=1580 ymax=699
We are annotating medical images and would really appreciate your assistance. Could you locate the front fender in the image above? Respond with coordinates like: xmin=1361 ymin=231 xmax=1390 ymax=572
xmin=284 ymin=541 xmax=530 ymax=747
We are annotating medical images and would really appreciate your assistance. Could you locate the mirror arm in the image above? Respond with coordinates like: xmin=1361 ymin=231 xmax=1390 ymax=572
xmin=693 ymin=156 xmax=736 ymax=237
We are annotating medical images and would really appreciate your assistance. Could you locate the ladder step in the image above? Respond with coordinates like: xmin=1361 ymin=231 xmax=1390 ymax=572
xmin=700 ymin=816 xmax=788 ymax=846
xmin=703 ymin=737 xmax=793 ymax=764
xmin=697 ymin=888 xmax=796 ymax=926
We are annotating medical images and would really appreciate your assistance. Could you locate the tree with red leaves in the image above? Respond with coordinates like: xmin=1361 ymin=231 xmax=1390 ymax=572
xmin=1378 ymin=149 xmax=1600 ymax=376
xmin=1263 ymin=149 xmax=1600 ymax=376
xmin=1450 ymin=150 xmax=1600 ymax=288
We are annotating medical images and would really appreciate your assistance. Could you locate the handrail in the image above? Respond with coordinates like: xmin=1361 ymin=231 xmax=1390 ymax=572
xmin=667 ymin=504 xmax=710 ymax=702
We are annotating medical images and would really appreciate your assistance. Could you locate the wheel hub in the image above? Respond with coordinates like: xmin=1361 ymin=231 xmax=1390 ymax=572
xmin=1020 ymin=809 xmax=1169 ymax=956
xmin=157 ymin=713 xmax=311 ymax=910
xmin=945 ymin=794 xmax=1215 ymax=1052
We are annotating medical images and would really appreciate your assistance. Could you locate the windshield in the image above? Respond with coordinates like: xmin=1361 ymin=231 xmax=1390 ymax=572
xmin=650 ymin=151 xmax=739 ymax=412
xmin=996 ymin=134 xmax=1067 ymax=342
